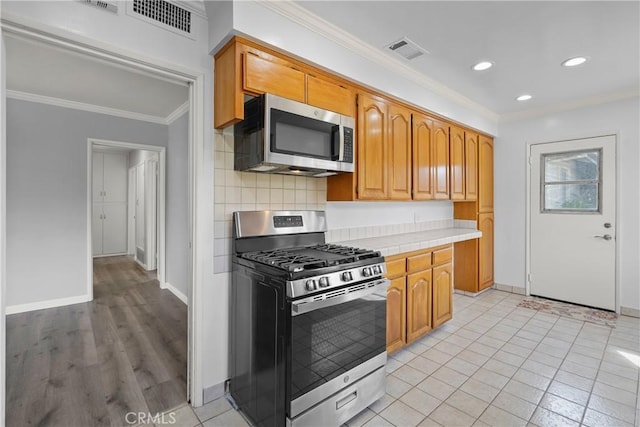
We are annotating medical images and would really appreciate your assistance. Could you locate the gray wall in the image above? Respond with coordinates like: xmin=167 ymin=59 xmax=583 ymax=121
xmin=6 ymin=98 xmax=168 ymax=308
xmin=166 ymin=112 xmax=189 ymax=296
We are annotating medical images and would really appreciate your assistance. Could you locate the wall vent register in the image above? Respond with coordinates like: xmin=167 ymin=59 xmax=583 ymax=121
xmin=127 ymin=0 xmax=194 ymax=39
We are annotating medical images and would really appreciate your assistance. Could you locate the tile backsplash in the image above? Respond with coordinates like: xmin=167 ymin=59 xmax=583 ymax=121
xmin=213 ymin=130 xmax=327 ymax=273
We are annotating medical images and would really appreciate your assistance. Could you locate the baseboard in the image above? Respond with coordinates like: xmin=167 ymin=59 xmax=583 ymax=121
xmin=203 ymin=381 xmax=226 ymax=404
xmin=6 ymin=294 xmax=92 ymax=315
xmin=492 ymin=283 xmax=527 ymax=295
xmin=620 ymin=306 xmax=640 ymax=318
xmin=161 ymin=282 xmax=188 ymax=305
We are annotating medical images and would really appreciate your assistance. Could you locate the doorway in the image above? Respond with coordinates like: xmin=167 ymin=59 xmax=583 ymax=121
xmin=528 ymin=135 xmax=617 ymax=311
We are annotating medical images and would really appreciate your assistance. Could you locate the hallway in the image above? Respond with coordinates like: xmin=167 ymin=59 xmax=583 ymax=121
xmin=6 ymin=256 xmax=188 ymax=426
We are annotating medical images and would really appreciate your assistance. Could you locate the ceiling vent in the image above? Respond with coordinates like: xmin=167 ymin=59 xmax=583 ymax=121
xmin=387 ymin=37 xmax=429 ymax=60
xmin=79 ymin=0 xmax=118 ymax=14
xmin=127 ymin=0 xmax=194 ymax=39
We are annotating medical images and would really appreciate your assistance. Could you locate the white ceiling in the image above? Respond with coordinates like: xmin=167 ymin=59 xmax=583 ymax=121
xmin=5 ymin=35 xmax=189 ymax=122
xmin=294 ymin=1 xmax=640 ymax=117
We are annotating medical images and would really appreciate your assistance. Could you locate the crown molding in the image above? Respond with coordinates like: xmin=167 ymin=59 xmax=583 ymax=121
xmin=258 ymin=0 xmax=500 ymax=123
xmin=5 ymin=90 xmax=189 ymax=125
xmin=499 ymin=89 xmax=640 ymax=123
xmin=166 ymin=101 xmax=190 ymax=124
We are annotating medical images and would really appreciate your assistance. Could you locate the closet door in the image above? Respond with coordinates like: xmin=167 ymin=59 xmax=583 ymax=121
xmin=92 ymin=205 xmax=103 ymax=256
xmin=102 ymin=204 xmax=128 ymax=255
xmin=103 ymin=153 xmax=128 ymax=203
xmin=93 ymin=153 xmax=104 ymax=202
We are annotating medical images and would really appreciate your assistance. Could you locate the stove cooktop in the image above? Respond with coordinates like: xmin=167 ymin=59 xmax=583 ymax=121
xmin=240 ymin=243 xmax=381 ymax=274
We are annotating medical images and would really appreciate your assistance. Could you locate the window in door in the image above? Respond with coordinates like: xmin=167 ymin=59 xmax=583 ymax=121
xmin=541 ymin=149 xmax=601 ymax=213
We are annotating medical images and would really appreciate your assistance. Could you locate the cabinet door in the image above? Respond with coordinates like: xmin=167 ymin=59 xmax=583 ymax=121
xmin=306 ymin=75 xmax=354 ymax=117
xmin=478 ymin=136 xmax=494 ymax=212
xmin=433 ymin=120 xmax=450 ymax=200
xmin=386 ymin=276 xmax=406 ymax=354
xmin=103 ymin=153 xmax=128 ymax=203
xmin=478 ymin=213 xmax=494 ymax=291
xmin=92 ymin=204 xmax=103 ymax=256
xmin=102 ymin=203 xmax=128 ymax=255
xmin=465 ymin=132 xmax=478 ymax=201
xmin=407 ymin=269 xmax=432 ymax=343
xmin=93 ymin=153 xmax=104 ymax=202
xmin=433 ymin=264 xmax=453 ymax=328
xmin=243 ymin=52 xmax=305 ymax=102
xmin=357 ymin=93 xmax=388 ymax=199
xmin=388 ymin=103 xmax=412 ymax=200
xmin=450 ymin=125 xmax=465 ymax=200
xmin=412 ymin=113 xmax=434 ymax=200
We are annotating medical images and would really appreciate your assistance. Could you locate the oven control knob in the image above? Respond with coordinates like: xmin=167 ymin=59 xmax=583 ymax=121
xmin=341 ymin=271 xmax=353 ymax=282
xmin=372 ymin=265 xmax=382 ymax=275
xmin=305 ymin=279 xmax=317 ymax=291
xmin=319 ymin=277 xmax=330 ymax=287
xmin=362 ymin=267 xmax=372 ymax=277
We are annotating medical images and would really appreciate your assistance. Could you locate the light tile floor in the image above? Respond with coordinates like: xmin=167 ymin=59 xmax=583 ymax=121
xmin=157 ymin=290 xmax=640 ymax=427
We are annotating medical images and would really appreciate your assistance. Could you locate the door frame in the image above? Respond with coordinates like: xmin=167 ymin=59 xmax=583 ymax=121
xmin=88 ymin=140 xmax=166 ymax=287
xmin=525 ymin=132 xmax=620 ymax=313
xmin=1 ymin=17 xmax=207 ymax=407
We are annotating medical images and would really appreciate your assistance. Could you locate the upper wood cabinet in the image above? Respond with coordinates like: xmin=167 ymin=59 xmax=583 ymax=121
xmin=306 ymin=74 xmax=355 ymax=117
xmin=388 ymin=104 xmax=412 ymax=200
xmin=478 ymin=136 xmax=494 ymax=212
xmin=433 ymin=121 xmax=451 ymax=200
xmin=357 ymin=93 xmax=388 ymax=200
xmin=243 ymin=52 xmax=305 ymax=102
xmin=465 ymin=132 xmax=478 ymax=201
xmin=412 ymin=113 xmax=435 ymax=200
xmin=450 ymin=125 xmax=466 ymax=200
xmin=214 ymin=37 xmax=356 ymax=128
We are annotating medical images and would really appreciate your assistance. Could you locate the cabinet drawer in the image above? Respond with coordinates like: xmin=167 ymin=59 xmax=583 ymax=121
xmin=407 ymin=253 xmax=432 ymax=272
xmin=433 ymin=247 xmax=453 ymax=265
xmin=386 ymin=258 xmax=406 ymax=277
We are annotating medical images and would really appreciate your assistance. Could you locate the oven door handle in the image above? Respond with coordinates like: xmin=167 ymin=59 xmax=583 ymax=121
xmin=291 ymin=278 xmax=389 ymax=316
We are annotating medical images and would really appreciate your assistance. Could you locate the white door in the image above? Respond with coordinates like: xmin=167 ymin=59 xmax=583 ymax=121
xmin=93 ymin=153 xmax=104 ymax=202
xmin=530 ymin=135 xmax=616 ymax=310
xmin=102 ymin=203 xmax=128 ymax=254
xmin=103 ymin=153 xmax=128 ymax=202
xmin=146 ymin=160 xmax=158 ymax=270
xmin=92 ymin=204 xmax=103 ymax=256
xmin=135 ymin=163 xmax=146 ymax=262
xmin=128 ymin=167 xmax=136 ymax=255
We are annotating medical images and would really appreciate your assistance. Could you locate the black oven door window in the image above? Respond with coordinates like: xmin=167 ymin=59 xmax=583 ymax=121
xmin=270 ymin=109 xmax=340 ymax=160
xmin=289 ymin=296 xmax=386 ymax=400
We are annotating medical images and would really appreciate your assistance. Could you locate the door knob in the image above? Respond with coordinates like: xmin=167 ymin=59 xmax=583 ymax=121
xmin=593 ymin=234 xmax=612 ymax=241
xmin=604 ymin=223 xmax=612 ymax=228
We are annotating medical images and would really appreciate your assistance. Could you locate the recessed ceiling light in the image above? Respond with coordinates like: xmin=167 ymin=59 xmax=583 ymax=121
xmin=516 ymin=94 xmax=532 ymax=101
xmin=472 ymin=61 xmax=493 ymax=71
xmin=562 ymin=56 xmax=588 ymax=67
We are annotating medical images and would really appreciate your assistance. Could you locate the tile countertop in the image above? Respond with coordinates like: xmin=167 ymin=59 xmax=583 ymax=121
xmin=335 ymin=227 xmax=482 ymax=257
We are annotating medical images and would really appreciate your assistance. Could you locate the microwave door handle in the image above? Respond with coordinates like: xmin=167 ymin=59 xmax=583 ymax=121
xmin=331 ymin=125 xmax=344 ymax=162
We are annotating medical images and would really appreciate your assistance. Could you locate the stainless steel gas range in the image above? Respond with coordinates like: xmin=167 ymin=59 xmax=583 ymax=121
xmin=229 ymin=210 xmax=389 ymax=427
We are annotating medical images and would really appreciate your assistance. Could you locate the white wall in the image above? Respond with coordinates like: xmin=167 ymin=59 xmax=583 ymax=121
xmin=6 ymin=99 xmax=168 ymax=309
xmin=166 ymin=112 xmax=189 ymax=297
xmin=129 ymin=149 xmax=159 ymax=267
xmin=494 ymin=96 xmax=640 ymax=311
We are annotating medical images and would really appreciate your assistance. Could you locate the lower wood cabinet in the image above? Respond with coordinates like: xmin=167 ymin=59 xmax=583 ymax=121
xmin=385 ymin=244 xmax=453 ymax=354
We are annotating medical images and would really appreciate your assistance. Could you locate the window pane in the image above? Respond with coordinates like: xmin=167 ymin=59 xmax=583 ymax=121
xmin=544 ymin=150 xmax=599 ymax=182
xmin=544 ymin=183 xmax=599 ymax=211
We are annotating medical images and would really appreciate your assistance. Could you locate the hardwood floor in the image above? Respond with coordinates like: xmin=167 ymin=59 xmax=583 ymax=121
xmin=6 ymin=256 xmax=188 ymax=427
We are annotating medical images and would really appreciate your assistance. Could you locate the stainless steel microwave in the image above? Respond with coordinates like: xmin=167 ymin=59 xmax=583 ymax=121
xmin=234 ymin=93 xmax=355 ymax=177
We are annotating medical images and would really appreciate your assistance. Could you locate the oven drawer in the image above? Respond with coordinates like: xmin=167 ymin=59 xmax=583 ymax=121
xmin=288 ymin=365 xmax=386 ymax=427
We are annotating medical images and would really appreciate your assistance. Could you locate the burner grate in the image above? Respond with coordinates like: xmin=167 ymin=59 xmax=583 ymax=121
xmin=241 ymin=244 xmax=381 ymax=273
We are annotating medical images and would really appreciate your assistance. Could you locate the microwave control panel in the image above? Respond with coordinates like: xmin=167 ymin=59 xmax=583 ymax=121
xmin=343 ymin=128 xmax=354 ymax=163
